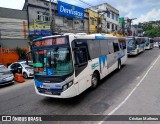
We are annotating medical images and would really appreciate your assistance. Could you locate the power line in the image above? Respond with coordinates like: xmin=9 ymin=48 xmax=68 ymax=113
xmin=77 ymin=0 xmax=93 ymax=7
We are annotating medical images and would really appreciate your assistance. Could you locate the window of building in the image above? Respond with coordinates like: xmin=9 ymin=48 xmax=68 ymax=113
xmin=37 ymin=11 xmax=50 ymax=22
xmin=112 ymin=13 xmax=114 ymax=20
xmin=107 ymin=22 xmax=110 ymax=29
xmin=37 ymin=12 xmax=43 ymax=21
xmin=107 ymin=11 xmax=110 ymax=18
xmin=67 ymin=18 xmax=73 ymax=27
xmin=90 ymin=17 xmax=94 ymax=25
xmin=116 ymin=15 xmax=119 ymax=21
xmin=115 ymin=25 xmax=117 ymax=30
xmin=112 ymin=24 xmax=114 ymax=30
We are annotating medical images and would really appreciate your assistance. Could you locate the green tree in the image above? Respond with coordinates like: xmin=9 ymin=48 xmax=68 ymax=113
xmin=16 ymin=47 xmax=27 ymax=60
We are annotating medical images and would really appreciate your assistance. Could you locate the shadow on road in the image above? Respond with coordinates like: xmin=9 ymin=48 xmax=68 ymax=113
xmin=0 ymin=82 xmax=14 ymax=89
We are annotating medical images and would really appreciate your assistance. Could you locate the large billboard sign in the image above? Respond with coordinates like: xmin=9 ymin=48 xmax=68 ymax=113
xmin=29 ymin=20 xmax=51 ymax=38
xmin=58 ymin=1 xmax=84 ymax=19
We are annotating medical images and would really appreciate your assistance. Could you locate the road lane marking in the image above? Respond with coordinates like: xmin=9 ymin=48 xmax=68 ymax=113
xmin=98 ymin=55 xmax=160 ymax=124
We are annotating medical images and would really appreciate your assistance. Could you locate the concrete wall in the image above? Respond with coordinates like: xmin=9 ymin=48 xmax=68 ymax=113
xmin=0 ymin=18 xmax=28 ymax=39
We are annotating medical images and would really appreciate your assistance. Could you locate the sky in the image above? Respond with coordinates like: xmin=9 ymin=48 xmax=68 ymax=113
xmin=0 ymin=0 xmax=160 ymax=24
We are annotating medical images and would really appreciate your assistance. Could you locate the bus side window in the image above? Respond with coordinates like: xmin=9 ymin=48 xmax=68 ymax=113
xmin=113 ymin=42 xmax=120 ymax=52
xmin=108 ymin=40 xmax=114 ymax=54
xmin=75 ymin=47 xmax=88 ymax=66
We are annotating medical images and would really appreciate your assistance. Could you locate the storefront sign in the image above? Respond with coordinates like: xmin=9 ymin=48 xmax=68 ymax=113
xmin=58 ymin=1 xmax=84 ymax=19
xmin=29 ymin=20 xmax=51 ymax=37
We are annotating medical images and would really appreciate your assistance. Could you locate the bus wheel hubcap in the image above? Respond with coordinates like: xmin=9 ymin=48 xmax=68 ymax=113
xmin=92 ymin=76 xmax=97 ymax=86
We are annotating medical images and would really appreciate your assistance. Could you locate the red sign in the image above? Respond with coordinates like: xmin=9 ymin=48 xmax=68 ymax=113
xmin=34 ymin=38 xmax=66 ymax=47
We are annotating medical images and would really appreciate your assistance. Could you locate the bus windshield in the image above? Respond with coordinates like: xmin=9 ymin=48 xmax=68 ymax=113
xmin=145 ymin=38 xmax=150 ymax=46
xmin=127 ymin=39 xmax=136 ymax=50
xmin=32 ymin=47 xmax=73 ymax=76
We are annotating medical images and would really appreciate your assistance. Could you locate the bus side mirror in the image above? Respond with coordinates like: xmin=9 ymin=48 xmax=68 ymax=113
xmin=74 ymin=64 xmax=79 ymax=69
xmin=26 ymin=51 xmax=31 ymax=65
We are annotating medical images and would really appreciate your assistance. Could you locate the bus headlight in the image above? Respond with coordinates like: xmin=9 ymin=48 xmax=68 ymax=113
xmin=63 ymin=85 xmax=68 ymax=91
xmin=63 ymin=81 xmax=73 ymax=91
xmin=68 ymin=81 xmax=73 ymax=87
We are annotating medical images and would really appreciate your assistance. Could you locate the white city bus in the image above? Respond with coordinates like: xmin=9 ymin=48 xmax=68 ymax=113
xmin=31 ymin=33 xmax=127 ymax=98
xmin=127 ymin=36 xmax=145 ymax=55
xmin=145 ymin=37 xmax=154 ymax=50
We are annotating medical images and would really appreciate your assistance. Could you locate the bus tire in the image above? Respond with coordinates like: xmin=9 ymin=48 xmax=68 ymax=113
xmin=91 ymin=72 xmax=99 ymax=89
xmin=117 ymin=60 xmax=121 ymax=71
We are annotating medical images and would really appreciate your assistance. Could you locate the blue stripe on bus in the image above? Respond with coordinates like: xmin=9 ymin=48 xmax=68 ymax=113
xmin=34 ymin=79 xmax=43 ymax=87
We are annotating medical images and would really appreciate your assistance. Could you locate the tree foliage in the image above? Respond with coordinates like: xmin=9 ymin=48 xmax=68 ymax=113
xmin=16 ymin=47 xmax=27 ymax=60
xmin=143 ymin=23 xmax=160 ymax=37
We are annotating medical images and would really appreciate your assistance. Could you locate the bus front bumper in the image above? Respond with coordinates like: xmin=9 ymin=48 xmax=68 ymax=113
xmin=34 ymin=84 xmax=78 ymax=98
xmin=127 ymin=50 xmax=137 ymax=55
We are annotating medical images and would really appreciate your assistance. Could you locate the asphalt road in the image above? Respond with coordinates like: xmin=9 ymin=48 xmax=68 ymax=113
xmin=0 ymin=48 xmax=160 ymax=124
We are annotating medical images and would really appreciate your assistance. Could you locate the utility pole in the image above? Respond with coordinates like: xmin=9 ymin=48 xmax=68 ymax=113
xmin=49 ymin=0 xmax=54 ymax=34
xmin=49 ymin=0 xmax=52 ymax=23
xmin=49 ymin=0 xmax=56 ymax=34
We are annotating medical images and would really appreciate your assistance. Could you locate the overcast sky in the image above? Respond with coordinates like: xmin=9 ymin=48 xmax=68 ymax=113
xmin=0 ymin=0 xmax=160 ymax=24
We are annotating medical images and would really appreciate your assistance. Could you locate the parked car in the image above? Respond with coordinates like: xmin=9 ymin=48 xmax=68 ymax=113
xmin=8 ymin=61 xmax=34 ymax=79
xmin=0 ymin=64 xmax=14 ymax=86
xmin=154 ymin=42 xmax=159 ymax=47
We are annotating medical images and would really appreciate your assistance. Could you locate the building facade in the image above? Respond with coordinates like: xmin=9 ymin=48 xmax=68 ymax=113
xmin=90 ymin=3 xmax=120 ymax=33
xmin=0 ymin=7 xmax=28 ymax=66
xmin=23 ymin=0 xmax=89 ymax=39
xmin=85 ymin=9 xmax=99 ymax=33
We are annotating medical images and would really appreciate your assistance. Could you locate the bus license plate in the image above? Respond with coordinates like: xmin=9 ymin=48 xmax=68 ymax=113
xmin=44 ymin=90 xmax=52 ymax=95
xmin=43 ymin=84 xmax=51 ymax=89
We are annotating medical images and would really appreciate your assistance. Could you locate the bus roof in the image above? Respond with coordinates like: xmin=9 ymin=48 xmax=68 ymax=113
xmin=33 ymin=33 xmax=117 ymax=42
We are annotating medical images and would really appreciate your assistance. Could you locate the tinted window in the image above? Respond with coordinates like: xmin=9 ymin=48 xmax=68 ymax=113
xmin=119 ymin=38 xmax=126 ymax=49
xmin=75 ymin=48 xmax=88 ymax=65
xmin=100 ymin=40 xmax=109 ymax=55
xmin=17 ymin=64 xmax=22 ymax=68
xmin=87 ymin=40 xmax=101 ymax=59
xmin=113 ymin=42 xmax=120 ymax=52
xmin=150 ymin=39 xmax=154 ymax=43
xmin=11 ymin=64 xmax=17 ymax=69
xmin=108 ymin=40 xmax=114 ymax=54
